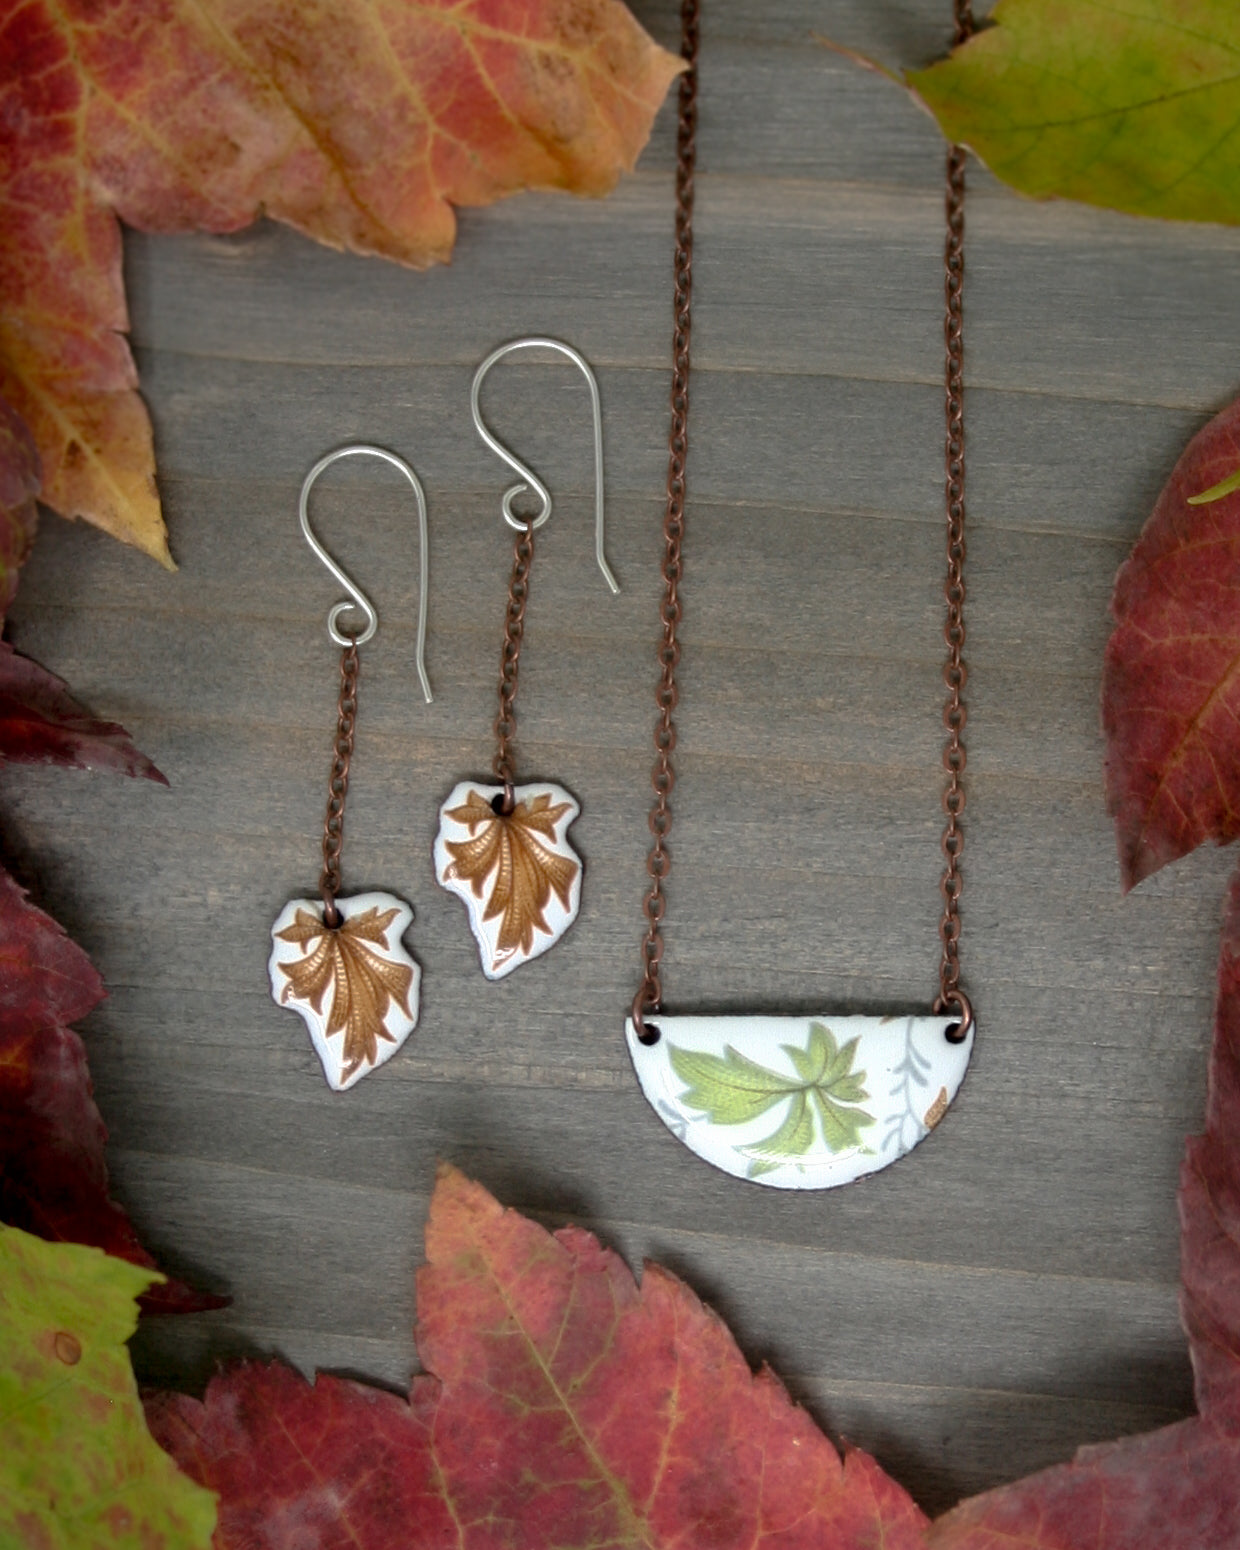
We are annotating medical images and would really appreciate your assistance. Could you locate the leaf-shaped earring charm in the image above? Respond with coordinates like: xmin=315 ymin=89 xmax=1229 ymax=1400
xmin=270 ymin=894 xmax=421 ymax=1090
xmin=435 ymin=781 xmax=582 ymax=979
xmin=436 ymin=339 xmax=616 ymax=979
xmin=270 ymin=446 xmax=432 ymax=1091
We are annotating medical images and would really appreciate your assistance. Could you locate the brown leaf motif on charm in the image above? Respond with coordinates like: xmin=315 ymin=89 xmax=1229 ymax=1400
xmin=442 ymin=790 xmax=579 ymax=965
xmin=923 ymin=1086 xmax=949 ymax=1129
xmin=275 ymin=907 xmax=413 ymax=1082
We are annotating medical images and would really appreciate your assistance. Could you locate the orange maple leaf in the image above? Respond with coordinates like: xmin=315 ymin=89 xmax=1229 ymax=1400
xmin=0 ymin=0 xmax=680 ymax=563
xmin=443 ymin=788 xmax=578 ymax=957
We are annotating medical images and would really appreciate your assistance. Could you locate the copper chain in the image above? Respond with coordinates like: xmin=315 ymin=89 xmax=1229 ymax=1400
xmin=319 ymin=639 xmax=359 ymax=926
xmin=936 ymin=0 xmax=974 ymax=1042
xmin=493 ymin=520 xmax=535 ymax=812
xmin=632 ymin=0 xmax=698 ymax=1040
xmin=633 ymin=0 xmax=975 ymax=1041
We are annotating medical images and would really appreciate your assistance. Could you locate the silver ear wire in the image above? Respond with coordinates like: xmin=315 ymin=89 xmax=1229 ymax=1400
xmin=298 ymin=444 xmax=433 ymax=703
xmin=470 ymin=337 xmax=619 ymax=595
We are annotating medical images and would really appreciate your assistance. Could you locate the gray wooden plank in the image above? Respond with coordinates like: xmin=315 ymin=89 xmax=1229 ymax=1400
xmin=125 ymin=181 xmax=1240 ymax=413
xmin=110 ymin=1157 xmax=1187 ymax=1409
xmin=4 ymin=480 xmax=1128 ymax=660
xmin=627 ymin=0 xmax=969 ymax=57
xmin=3 ymin=770 xmax=1230 ymax=997
xmin=107 ymin=349 xmax=1204 ymax=544
xmin=82 ymin=1036 xmax=1195 ymax=1291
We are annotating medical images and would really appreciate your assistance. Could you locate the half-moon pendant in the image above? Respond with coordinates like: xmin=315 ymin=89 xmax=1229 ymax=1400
xmin=625 ymin=1012 xmax=973 ymax=1188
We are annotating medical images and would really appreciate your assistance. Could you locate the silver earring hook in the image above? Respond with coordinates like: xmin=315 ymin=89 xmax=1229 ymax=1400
xmin=470 ymin=337 xmax=619 ymax=595
xmin=298 ymin=444 xmax=433 ymax=703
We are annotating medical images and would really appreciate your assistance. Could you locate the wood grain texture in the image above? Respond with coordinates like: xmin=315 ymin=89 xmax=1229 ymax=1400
xmin=6 ymin=0 xmax=1240 ymax=1517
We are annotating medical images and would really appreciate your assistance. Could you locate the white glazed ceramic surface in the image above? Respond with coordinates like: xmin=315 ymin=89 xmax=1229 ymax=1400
xmin=434 ymin=780 xmax=582 ymax=979
xmin=269 ymin=891 xmax=420 ymax=1092
xmin=626 ymin=1013 xmax=973 ymax=1188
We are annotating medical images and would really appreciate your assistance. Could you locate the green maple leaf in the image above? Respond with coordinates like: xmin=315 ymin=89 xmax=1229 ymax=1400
xmin=0 ymin=1225 xmax=217 ymax=1549
xmin=669 ymin=1022 xmax=874 ymax=1174
xmin=905 ymin=0 xmax=1240 ymax=226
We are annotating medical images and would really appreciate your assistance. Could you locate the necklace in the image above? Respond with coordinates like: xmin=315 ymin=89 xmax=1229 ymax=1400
xmin=624 ymin=0 xmax=976 ymax=1190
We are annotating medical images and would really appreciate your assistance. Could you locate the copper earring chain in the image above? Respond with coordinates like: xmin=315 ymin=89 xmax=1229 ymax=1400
xmin=633 ymin=0 xmax=974 ymax=1043
xmin=493 ymin=520 xmax=535 ymax=814
xmin=320 ymin=638 xmax=360 ymax=927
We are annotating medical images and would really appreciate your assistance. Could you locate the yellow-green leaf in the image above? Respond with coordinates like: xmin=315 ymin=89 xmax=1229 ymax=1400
xmin=0 ymin=1225 xmax=216 ymax=1549
xmin=668 ymin=1043 xmax=797 ymax=1126
xmin=669 ymin=1026 xmax=874 ymax=1162
xmin=908 ymin=0 xmax=1240 ymax=225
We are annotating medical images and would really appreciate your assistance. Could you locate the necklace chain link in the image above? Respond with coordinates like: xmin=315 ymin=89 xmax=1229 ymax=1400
xmin=632 ymin=0 xmax=698 ymax=1035
xmin=634 ymin=0 xmax=973 ymax=1040
xmin=936 ymin=0 xmax=974 ymax=1038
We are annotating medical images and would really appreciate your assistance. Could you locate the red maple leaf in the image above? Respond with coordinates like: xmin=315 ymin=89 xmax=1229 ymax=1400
xmin=1103 ymin=396 xmax=1240 ymax=889
xmin=0 ymin=865 xmax=223 ymax=1313
xmin=145 ymin=1364 xmax=455 ymax=1546
xmin=923 ymin=864 xmax=1240 ymax=1548
xmin=0 ymin=638 xmax=167 ymax=778
xmin=146 ymin=1164 xmax=929 ymax=1549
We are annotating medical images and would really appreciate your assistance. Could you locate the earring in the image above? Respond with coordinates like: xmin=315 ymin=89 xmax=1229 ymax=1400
xmin=434 ymin=338 xmax=618 ymax=979
xmin=269 ymin=445 xmax=432 ymax=1092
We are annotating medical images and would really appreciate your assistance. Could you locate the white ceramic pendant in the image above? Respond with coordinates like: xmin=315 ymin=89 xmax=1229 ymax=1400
xmin=269 ymin=892 xmax=421 ymax=1092
xmin=626 ymin=1013 xmax=973 ymax=1189
xmin=434 ymin=780 xmax=582 ymax=979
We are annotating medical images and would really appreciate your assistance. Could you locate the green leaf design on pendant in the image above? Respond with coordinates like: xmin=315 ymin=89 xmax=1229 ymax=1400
xmin=668 ymin=1022 xmax=875 ymax=1176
